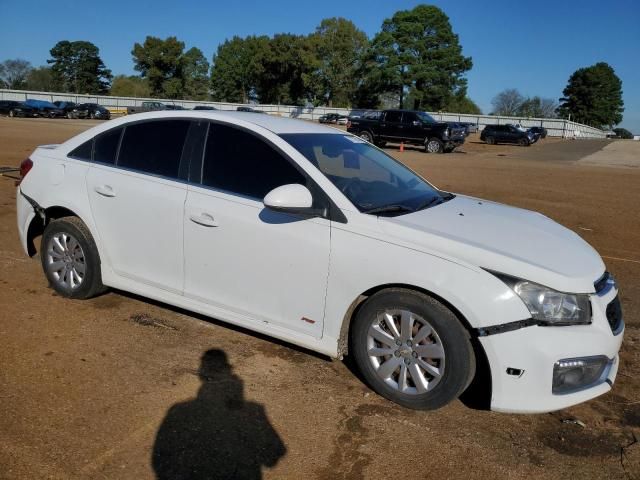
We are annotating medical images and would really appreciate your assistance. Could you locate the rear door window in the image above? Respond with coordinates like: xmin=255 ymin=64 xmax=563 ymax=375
xmin=68 ymin=139 xmax=93 ymax=161
xmin=117 ymin=120 xmax=190 ymax=179
xmin=93 ymin=127 xmax=123 ymax=165
xmin=384 ymin=111 xmax=402 ymax=123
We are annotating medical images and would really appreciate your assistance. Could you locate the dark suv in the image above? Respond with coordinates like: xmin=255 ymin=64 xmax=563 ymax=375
xmin=480 ymin=124 xmax=536 ymax=146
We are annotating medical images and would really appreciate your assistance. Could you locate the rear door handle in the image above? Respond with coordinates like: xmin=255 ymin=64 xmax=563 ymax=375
xmin=94 ymin=185 xmax=116 ymax=197
xmin=189 ymin=213 xmax=219 ymax=227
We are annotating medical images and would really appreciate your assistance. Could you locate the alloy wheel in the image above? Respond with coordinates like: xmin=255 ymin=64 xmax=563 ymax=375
xmin=367 ymin=309 xmax=445 ymax=394
xmin=45 ymin=232 xmax=86 ymax=290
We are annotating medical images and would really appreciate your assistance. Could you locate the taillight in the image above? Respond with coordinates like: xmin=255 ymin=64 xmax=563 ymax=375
xmin=16 ymin=158 xmax=33 ymax=186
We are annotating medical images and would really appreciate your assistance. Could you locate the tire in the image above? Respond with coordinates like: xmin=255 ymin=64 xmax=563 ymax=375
xmin=425 ymin=138 xmax=444 ymax=154
xmin=359 ymin=131 xmax=374 ymax=143
xmin=90 ymin=112 xmax=96 ymax=119
xmin=67 ymin=112 xmax=73 ymax=119
xmin=444 ymin=146 xmax=455 ymax=153
xmin=518 ymin=137 xmax=530 ymax=146
xmin=350 ymin=288 xmax=475 ymax=410
xmin=486 ymin=136 xmax=495 ymax=145
xmin=40 ymin=217 xmax=107 ymax=299
xmin=9 ymin=110 xmax=16 ymax=118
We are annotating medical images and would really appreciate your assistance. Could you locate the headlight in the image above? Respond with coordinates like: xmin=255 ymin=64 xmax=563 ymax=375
xmin=492 ymin=272 xmax=591 ymax=326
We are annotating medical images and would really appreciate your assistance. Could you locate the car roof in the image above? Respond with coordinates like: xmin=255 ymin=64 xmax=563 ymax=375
xmin=116 ymin=110 xmax=344 ymax=135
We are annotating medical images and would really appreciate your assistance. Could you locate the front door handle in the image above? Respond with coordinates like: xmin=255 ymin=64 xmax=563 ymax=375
xmin=189 ymin=213 xmax=219 ymax=227
xmin=94 ymin=185 xmax=116 ymax=197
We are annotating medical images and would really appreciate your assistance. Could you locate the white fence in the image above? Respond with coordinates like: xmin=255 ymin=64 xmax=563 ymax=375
xmin=0 ymin=88 xmax=606 ymax=138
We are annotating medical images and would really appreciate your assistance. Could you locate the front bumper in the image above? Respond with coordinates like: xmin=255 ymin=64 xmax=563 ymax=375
xmin=480 ymin=285 xmax=623 ymax=413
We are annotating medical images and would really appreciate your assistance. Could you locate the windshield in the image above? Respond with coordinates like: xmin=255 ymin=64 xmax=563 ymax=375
xmin=280 ymin=133 xmax=451 ymax=216
xmin=416 ymin=111 xmax=437 ymax=123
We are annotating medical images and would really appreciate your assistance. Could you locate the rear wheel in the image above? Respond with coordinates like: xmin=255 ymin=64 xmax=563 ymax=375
xmin=41 ymin=217 xmax=107 ymax=299
xmin=359 ymin=131 xmax=374 ymax=143
xmin=425 ymin=138 xmax=444 ymax=154
xmin=89 ymin=112 xmax=96 ymax=119
xmin=67 ymin=112 xmax=73 ymax=119
xmin=519 ymin=137 xmax=530 ymax=146
xmin=351 ymin=289 xmax=475 ymax=410
xmin=8 ymin=110 xmax=15 ymax=118
xmin=486 ymin=136 xmax=496 ymax=145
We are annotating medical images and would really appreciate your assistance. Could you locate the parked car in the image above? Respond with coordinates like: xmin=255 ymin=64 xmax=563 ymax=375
xmin=458 ymin=122 xmax=479 ymax=134
xmin=24 ymin=99 xmax=65 ymax=118
xmin=16 ymin=111 xmax=623 ymax=413
xmin=0 ymin=100 xmax=38 ymax=117
xmin=53 ymin=101 xmax=77 ymax=115
xmin=165 ymin=104 xmax=186 ymax=110
xmin=480 ymin=124 xmax=537 ymax=146
xmin=237 ymin=106 xmax=265 ymax=113
xmin=528 ymin=126 xmax=548 ymax=139
xmin=68 ymin=103 xmax=111 ymax=120
xmin=194 ymin=105 xmax=217 ymax=110
xmin=319 ymin=113 xmax=347 ymax=124
xmin=347 ymin=109 xmax=466 ymax=153
xmin=127 ymin=101 xmax=167 ymax=115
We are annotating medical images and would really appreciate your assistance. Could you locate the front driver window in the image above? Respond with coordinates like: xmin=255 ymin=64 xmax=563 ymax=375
xmin=201 ymin=123 xmax=306 ymax=200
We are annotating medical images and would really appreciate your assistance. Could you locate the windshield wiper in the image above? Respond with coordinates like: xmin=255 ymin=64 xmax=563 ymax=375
xmin=362 ymin=204 xmax=415 ymax=216
xmin=415 ymin=193 xmax=455 ymax=212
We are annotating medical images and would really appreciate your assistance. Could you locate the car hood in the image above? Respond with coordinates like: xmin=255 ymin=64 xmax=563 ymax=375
xmin=379 ymin=195 xmax=604 ymax=293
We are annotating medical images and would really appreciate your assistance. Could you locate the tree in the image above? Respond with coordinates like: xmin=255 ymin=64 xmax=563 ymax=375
xmin=254 ymin=34 xmax=316 ymax=105
xmin=182 ymin=47 xmax=210 ymax=100
xmin=24 ymin=66 xmax=58 ymax=91
xmin=613 ymin=128 xmax=633 ymax=139
xmin=557 ymin=62 xmax=624 ymax=128
xmin=445 ymin=93 xmax=482 ymax=114
xmin=48 ymin=41 xmax=112 ymax=94
xmin=366 ymin=5 xmax=472 ymax=110
xmin=308 ymin=18 xmax=369 ymax=107
xmin=210 ymin=36 xmax=268 ymax=103
xmin=491 ymin=88 xmax=524 ymax=116
xmin=516 ymin=96 xmax=558 ymax=118
xmin=0 ymin=59 xmax=32 ymax=89
xmin=132 ymin=36 xmax=185 ymax=98
xmin=110 ymin=75 xmax=151 ymax=97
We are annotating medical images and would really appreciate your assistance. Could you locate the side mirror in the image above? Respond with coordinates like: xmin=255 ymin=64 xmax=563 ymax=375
xmin=263 ymin=184 xmax=325 ymax=217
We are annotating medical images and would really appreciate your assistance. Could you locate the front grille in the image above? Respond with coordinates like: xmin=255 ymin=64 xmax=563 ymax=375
xmin=606 ymin=296 xmax=623 ymax=335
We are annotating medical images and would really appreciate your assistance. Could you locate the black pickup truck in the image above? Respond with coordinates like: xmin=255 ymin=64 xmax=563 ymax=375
xmin=347 ymin=109 xmax=466 ymax=153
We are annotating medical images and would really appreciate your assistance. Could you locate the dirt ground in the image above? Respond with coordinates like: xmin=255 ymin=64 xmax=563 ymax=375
xmin=0 ymin=117 xmax=639 ymax=480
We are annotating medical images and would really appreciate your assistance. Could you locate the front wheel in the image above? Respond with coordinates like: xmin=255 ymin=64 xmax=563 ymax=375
xmin=41 ymin=217 xmax=107 ymax=299
xmin=519 ymin=138 xmax=530 ymax=146
xmin=9 ymin=110 xmax=15 ymax=118
xmin=351 ymin=289 xmax=475 ymax=410
xmin=485 ymin=136 xmax=496 ymax=145
xmin=425 ymin=138 xmax=444 ymax=154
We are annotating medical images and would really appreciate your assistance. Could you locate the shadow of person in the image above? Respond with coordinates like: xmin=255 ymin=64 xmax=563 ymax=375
xmin=152 ymin=349 xmax=286 ymax=479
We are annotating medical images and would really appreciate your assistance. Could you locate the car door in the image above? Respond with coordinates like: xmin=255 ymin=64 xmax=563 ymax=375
xmin=380 ymin=111 xmax=404 ymax=140
xmin=401 ymin=112 xmax=426 ymax=141
xmin=183 ymin=122 xmax=331 ymax=337
xmin=86 ymin=119 xmax=191 ymax=293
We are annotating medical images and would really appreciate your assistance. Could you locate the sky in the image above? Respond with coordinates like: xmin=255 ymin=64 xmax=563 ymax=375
xmin=1 ymin=0 xmax=639 ymax=132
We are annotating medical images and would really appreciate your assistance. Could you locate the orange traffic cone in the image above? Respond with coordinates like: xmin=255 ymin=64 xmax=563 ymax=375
xmin=399 ymin=142 xmax=404 ymax=152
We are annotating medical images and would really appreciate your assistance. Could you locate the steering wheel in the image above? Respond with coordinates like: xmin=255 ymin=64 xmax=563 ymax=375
xmin=339 ymin=177 xmax=363 ymax=199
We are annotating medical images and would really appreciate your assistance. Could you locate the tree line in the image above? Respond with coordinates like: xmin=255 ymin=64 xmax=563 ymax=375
xmin=0 ymin=3 xmax=624 ymax=127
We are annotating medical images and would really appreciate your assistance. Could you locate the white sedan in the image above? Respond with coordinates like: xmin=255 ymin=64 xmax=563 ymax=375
xmin=16 ymin=111 xmax=623 ymax=412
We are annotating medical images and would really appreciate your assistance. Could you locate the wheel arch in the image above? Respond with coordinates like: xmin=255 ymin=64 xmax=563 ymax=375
xmin=337 ymin=282 xmax=492 ymax=407
xmin=25 ymin=205 xmax=89 ymax=257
